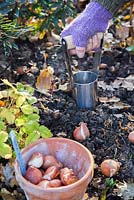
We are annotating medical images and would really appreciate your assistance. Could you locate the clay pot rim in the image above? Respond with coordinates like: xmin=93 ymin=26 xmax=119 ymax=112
xmin=15 ymin=137 xmax=94 ymax=192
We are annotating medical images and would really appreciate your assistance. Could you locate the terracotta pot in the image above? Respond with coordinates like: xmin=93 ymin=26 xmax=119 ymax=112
xmin=15 ymin=138 xmax=94 ymax=200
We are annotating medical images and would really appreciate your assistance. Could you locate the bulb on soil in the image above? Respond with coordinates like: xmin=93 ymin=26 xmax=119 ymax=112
xmin=73 ymin=122 xmax=90 ymax=141
xmin=128 ymin=131 xmax=134 ymax=143
xmin=100 ymin=159 xmax=120 ymax=177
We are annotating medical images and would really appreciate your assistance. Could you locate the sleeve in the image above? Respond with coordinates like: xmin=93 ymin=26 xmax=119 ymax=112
xmin=91 ymin=0 xmax=133 ymax=16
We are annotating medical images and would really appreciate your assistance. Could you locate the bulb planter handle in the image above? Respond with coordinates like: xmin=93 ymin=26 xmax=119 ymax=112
xmin=62 ymin=35 xmax=104 ymax=110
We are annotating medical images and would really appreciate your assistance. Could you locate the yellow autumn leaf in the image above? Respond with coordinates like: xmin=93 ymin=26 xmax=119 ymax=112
xmin=124 ymin=15 xmax=130 ymax=20
xmin=39 ymin=31 xmax=46 ymax=40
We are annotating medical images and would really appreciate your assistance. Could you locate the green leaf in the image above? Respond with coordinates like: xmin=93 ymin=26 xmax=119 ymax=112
xmin=15 ymin=115 xmax=28 ymax=127
xmin=0 ymin=131 xmax=8 ymax=143
xmin=126 ymin=45 xmax=134 ymax=52
xmin=27 ymin=114 xmax=40 ymax=121
xmin=25 ymin=131 xmax=40 ymax=146
xmin=17 ymin=82 xmax=25 ymax=92
xmin=33 ymin=106 xmax=39 ymax=114
xmin=0 ymin=143 xmax=12 ymax=159
xmin=27 ymin=96 xmax=37 ymax=104
xmin=25 ymin=85 xmax=34 ymax=94
xmin=0 ymin=120 xmax=5 ymax=131
xmin=21 ymin=104 xmax=33 ymax=114
xmin=2 ymin=79 xmax=17 ymax=92
xmin=39 ymin=126 xmax=52 ymax=138
xmin=0 ymin=108 xmax=15 ymax=124
xmin=24 ymin=121 xmax=39 ymax=134
xmin=16 ymin=95 xmax=26 ymax=107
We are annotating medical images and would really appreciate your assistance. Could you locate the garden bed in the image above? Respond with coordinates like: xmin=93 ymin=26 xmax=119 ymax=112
xmin=0 ymin=36 xmax=134 ymax=200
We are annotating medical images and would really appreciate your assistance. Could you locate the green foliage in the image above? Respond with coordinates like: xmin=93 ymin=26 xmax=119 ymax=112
xmin=0 ymin=79 xmax=52 ymax=159
xmin=0 ymin=0 xmax=75 ymax=36
xmin=126 ymin=45 xmax=134 ymax=52
xmin=0 ymin=15 xmax=33 ymax=56
xmin=105 ymin=178 xmax=116 ymax=189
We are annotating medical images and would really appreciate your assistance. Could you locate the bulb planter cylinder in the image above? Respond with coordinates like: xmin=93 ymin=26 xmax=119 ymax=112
xmin=15 ymin=138 xmax=94 ymax=200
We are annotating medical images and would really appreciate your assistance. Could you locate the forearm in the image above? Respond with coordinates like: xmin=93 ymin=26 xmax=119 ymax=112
xmin=91 ymin=0 xmax=133 ymax=16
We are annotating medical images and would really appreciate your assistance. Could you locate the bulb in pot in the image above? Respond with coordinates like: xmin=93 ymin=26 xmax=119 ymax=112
xmin=28 ymin=152 xmax=43 ymax=168
xmin=43 ymin=155 xmax=63 ymax=169
xmin=60 ymin=167 xmax=78 ymax=185
xmin=49 ymin=179 xmax=62 ymax=187
xmin=24 ymin=166 xmax=42 ymax=184
xmin=73 ymin=122 xmax=90 ymax=141
xmin=43 ymin=166 xmax=60 ymax=181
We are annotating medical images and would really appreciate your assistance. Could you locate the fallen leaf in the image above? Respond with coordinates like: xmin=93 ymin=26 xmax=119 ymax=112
xmin=36 ymin=66 xmax=54 ymax=93
xmin=0 ymin=100 xmax=5 ymax=107
xmin=119 ymin=122 xmax=129 ymax=131
xmin=0 ymin=188 xmax=16 ymax=200
xmin=125 ymin=113 xmax=134 ymax=121
xmin=59 ymin=83 xmax=70 ymax=91
xmin=99 ymin=96 xmax=120 ymax=103
xmin=113 ymin=114 xmax=123 ymax=119
xmin=2 ymin=163 xmax=15 ymax=185
xmin=116 ymin=182 xmax=134 ymax=200
xmin=109 ymin=102 xmax=131 ymax=110
xmin=112 ymin=75 xmax=134 ymax=91
xmin=89 ymin=197 xmax=99 ymax=200
xmin=98 ymin=75 xmax=134 ymax=91
xmin=98 ymin=81 xmax=115 ymax=91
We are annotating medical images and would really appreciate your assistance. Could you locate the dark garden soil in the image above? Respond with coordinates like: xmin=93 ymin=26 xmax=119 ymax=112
xmin=0 ymin=35 xmax=134 ymax=200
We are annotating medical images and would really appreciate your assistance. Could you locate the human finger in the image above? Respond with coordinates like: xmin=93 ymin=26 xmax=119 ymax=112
xmin=92 ymin=34 xmax=99 ymax=50
xmin=86 ymin=37 xmax=93 ymax=52
xmin=76 ymin=47 xmax=86 ymax=58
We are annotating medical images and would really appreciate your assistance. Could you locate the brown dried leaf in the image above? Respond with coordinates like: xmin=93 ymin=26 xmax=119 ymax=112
xmin=0 ymin=188 xmax=16 ymax=200
xmin=112 ymin=75 xmax=134 ymax=91
xmin=119 ymin=122 xmax=128 ymax=131
xmin=2 ymin=163 xmax=15 ymax=185
xmin=82 ymin=193 xmax=99 ymax=200
xmin=59 ymin=83 xmax=70 ymax=91
xmin=99 ymin=96 xmax=120 ymax=103
xmin=116 ymin=182 xmax=134 ymax=200
xmin=99 ymin=75 xmax=134 ymax=91
xmin=125 ymin=113 xmax=134 ymax=121
xmin=109 ymin=102 xmax=131 ymax=110
xmin=98 ymin=81 xmax=115 ymax=91
xmin=36 ymin=66 xmax=54 ymax=93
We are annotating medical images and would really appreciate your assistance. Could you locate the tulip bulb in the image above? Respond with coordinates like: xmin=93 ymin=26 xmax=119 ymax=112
xmin=28 ymin=152 xmax=43 ymax=168
xmin=73 ymin=122 xmax=90 ymax=141
xmin=60 ymin=167 xmax=78 ymax=185
xmin=43 ymin=155 xmax=63 ymax=169
xmin=100 ymin=159 xmax=120 ymax=177
xmin=25 ymin=166 xmax=42 ymax=184
xmin=43 ymin=166 xmax=60 ymax=180
xmin=128 ymin=131 xmax=134 ymax=143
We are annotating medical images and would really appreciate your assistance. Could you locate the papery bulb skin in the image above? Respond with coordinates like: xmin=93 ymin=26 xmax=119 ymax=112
xmin=49 ymin=179 xmax=62 ymax=187
xmin=43 ymin=155 xmax=63 ymax=169
xmin=37 ymin=180 xmax=50 ymax=189
xmin=42 ymin=166 xmax=60 ymax=181
xmin=28 ymin=152 xmax=43 ymax=168
xmin=73 ymin=122 xmax=90 ymax=141
xmin=100 ymin=159 xmax=121 ymax=177
xmin=60 ymin=167 xmax=78 ymax=186
xmin=37 ymin=179 xmax=62 ymax=189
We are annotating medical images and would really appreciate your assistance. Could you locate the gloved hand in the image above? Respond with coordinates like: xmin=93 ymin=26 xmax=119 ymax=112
xmin=61 ymin=2 xmax=112 ymax=58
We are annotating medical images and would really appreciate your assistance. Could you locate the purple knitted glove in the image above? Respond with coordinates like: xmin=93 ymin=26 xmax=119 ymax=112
xmin=61 ymin=2 xmax=112 ymax=48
